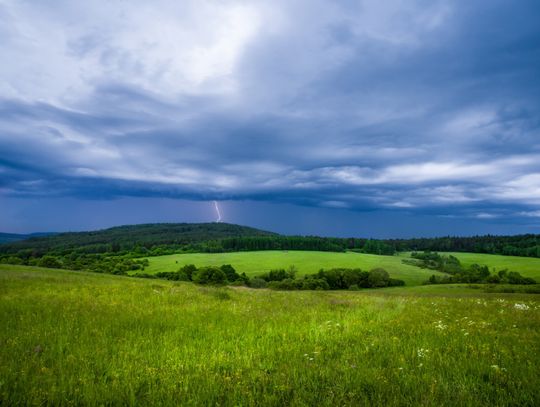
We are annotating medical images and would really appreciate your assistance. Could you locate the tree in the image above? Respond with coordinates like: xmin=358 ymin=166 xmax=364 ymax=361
xmin=368 ymin=268 xmax=390 ymax=287
xmin=193 ymin=267 xmax=227 ymax=285
xmin=38 ymin=255 xmax=62 ymax=269
xmin=220 ymin=264 xmax=240 ymax=281
xmin=179 ymin=264 xmax=197 ymax=281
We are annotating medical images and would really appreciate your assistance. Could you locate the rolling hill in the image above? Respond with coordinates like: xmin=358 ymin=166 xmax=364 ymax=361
xmin=0 ymin=223 xmax=276 ymax=254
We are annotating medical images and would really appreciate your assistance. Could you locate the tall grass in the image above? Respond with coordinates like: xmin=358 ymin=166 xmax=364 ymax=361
xmin=1 ymin=265 xmax=539 ymax=406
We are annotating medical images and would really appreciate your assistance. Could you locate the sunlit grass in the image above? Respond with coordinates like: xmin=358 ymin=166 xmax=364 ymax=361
xmin=140 ymin=250 xmax=540 ymax=287
xmin=437 ymin=252 xmax=540 ymax=281
xmin=141 ymin=250 xmax=448 ymax=286
xmin=1 ymin=264 xmax=539 ymax=405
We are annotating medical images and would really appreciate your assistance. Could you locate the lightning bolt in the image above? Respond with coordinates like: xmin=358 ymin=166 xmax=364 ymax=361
xmin=213 ymin=200 xmax=222 ymax=222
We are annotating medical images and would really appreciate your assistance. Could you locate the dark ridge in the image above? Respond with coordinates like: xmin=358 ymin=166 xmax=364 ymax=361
xmin=0 ymin=222 xmax=276 ymax=253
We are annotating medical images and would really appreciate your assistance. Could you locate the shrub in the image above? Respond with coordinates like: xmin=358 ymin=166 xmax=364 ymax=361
xmin=486 ymin=274 xmax=501 ymax=284
xmin=300 ymin=277 xmax=330 ymax=290
xmin=2 ymin=256 xmax=23 ymax=265
xmin=179 ymin=264 xmax=197 ymax=281
xmin=507 ymin=271 xmax=536 ymax=285
xmin=220 ymin=264 xmax=240 ymax=281
xmin=343 ymin=268 xmax=369 ymax=288
xmin=38 ymin=256 xmax=62 ymax=269
xmin=368 ymin=268 xmax=390 ymax=287
xmin=388 ymin=278 xmax=405 ymax=287
xmin=193 ymin=267 xmax=227 ymax=285
xmin=260 ymin=268 xmax=295 ymax=282
xmin=268 ymin=278 xmax=301 ymax=290
xmin=248 ymin=277 xmax=267 ymax=288
xmin=316 ymin=269 xmax=344 ymax=289
xmin=316 ymin=268 xmax=369 ymax=289
xmin=155 ymin=270 xmax=190 ymax=281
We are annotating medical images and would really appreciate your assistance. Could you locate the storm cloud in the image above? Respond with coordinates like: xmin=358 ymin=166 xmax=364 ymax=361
xmin=1 ymin=0 xmax=540 ymax=233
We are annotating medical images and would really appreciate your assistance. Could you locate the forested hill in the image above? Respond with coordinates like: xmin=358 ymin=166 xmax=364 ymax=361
xmin=388 ymin=234 xmax=540 ymax=258
xmin=0 ymin=223 xmax=276 ymax=255
xmin=1 ymin=222 xmax=540 ymax=259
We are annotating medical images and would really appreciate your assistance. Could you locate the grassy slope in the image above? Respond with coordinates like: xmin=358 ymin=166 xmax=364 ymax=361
xmin=141 ymin=250 xmax=540 ymax=286
xmin=439 ymin=252 xmax=540 ymax=280
xmin=1 ymin=264 xmax=539 ymax=406
xmin=142 ymin=250 xmax=450 ymax=286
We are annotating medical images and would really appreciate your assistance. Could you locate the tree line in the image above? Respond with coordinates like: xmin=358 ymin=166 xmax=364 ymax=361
xmin=2 ymin=223 xmax=540 ymax=273
xmin=134 ymin=264 xmax=405 ymax=291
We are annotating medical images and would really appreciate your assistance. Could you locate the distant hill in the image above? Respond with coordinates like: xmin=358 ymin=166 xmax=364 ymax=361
xmin=1 ymin=223 xmax=539 ymax=259
xmin=0 ymin=223 xmax=277 ymax=254
xmin=0 ymin=232 xmax=54 ymax=244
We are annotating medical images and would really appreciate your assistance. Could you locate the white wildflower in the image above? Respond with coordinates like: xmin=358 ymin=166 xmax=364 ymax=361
xmin=514 ymin=303 xmax=530 ymax=310
xmin=434 ymin=320 xmax=447 ymax=330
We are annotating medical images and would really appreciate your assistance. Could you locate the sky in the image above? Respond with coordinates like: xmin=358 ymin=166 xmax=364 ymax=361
xmin=1 ymin=0 xmax=540 ymax=237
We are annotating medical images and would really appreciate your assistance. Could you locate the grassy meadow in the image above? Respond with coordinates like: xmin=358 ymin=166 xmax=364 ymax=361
xmin=1 ymin=264 xmax=539 ymax=406
xmin=140 ymin=250 xmax=448 ymax=286
xmin=441 ymin=252 xmax=540 ymax=281
xmin=140 ymin=250 xmax=540 ymax=286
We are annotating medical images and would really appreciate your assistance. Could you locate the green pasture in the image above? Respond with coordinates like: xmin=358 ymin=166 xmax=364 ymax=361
xmin=1 ymin=264 xmax=539 ymax=406
xmin=434 ymin=252 xmax=540 ymax=281
xmin=141 ymin=250 xmax=446 ymax=286
xmin=141 ymin=250 xmax=540 ymax=286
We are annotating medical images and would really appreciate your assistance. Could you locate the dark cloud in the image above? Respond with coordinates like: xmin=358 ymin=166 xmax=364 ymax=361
xmin=1 ymin=0 xmax=540 ymax=234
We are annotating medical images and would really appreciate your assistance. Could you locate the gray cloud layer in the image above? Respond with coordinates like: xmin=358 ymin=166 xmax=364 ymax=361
xmin=1 ymin=0 xmax=540 ymax=223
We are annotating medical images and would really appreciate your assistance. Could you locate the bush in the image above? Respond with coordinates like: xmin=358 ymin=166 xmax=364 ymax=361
xmin=368 ymin=268 xmax=390 ymax=287
xmin=193 ymin=267 xmax=227 ymax=285
xmin=155 ymin=270 xmax=190 ymax=281
xmin=259 ymin=268 xmax=296 ymax=282
xmin=299 ymin=277 xmax=330 ymax=290
xmin=388 ymin=278 xmax=406 ymax=287
xmin=268 ymin=278 xmax=301 ymax=290
xmin=2 ymin=256 xmax=23 ymax=265
xmin=179 ymin=264 xmax=197 ymax=281
xmin=316 ymin=268 xmax=369 ymax=289
xmin=248 ymin=277 xmax=267 ymax=288
xmin=38 ymin=256 xmax=62 ymax=269
xmin=507 ymin=271 xmax=536 ymax=285
xmin=220 ymin=264 xmax=240 ymax=281
xmin=486 ymin=274 xmax=501 ymax=284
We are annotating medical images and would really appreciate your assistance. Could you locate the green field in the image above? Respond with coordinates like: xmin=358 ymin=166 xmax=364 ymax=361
xmin=441 ymin=252 xmax=540 ymax=280
xmin=141 ymin=251 xmax=447 ymax=286
xmin=1 ymin=264 xmax=539 ymax=405
xmin=141 ymin=250 xmax=540 ymax=286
